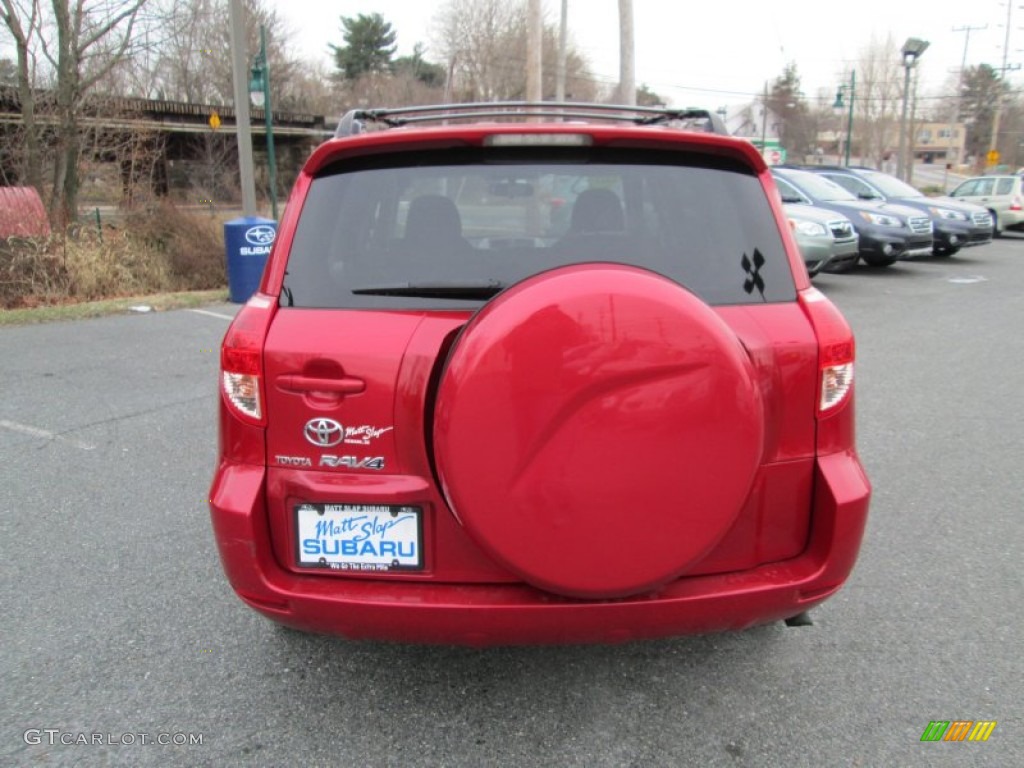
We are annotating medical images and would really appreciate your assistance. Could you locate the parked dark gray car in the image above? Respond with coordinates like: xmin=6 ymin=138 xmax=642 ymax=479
xmin=801 ymin=166 xmax=992 ymax=256
xmin=771 ymin=168 xmax=934 ymax=267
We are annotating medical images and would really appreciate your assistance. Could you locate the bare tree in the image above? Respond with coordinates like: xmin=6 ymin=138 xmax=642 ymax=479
xmin=3 ymin=0 xmax=309 ymax=223
xmin=434 ymin=0 xmax=596 ymax=102
xmin=1 ymin=0 xmax=45 ymax=192
xmin=143 ymin=0 xmax=218 ymax=102
xmin=854 ymin=35 xmax=903 ymax=168
xmin=435 ymin=0 xmax=525 ymax=101
xmin=341 ymin=70 xmax=445 ymax=110
xmin=75 ymin=97 xmax=168 ymax=206
xmin=2 ymin=0 xmax=152 ymax=223
xmin=288 ymin=58 xmax=340 ymax=116
xmin=100 ymin=0 xmax=300 ymax=108
xmin=44 ymin=1 xmax=149 ymax=225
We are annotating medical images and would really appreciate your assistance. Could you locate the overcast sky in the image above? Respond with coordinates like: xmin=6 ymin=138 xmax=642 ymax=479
xmin=269 ymin=0 xmax=1021 ymax=108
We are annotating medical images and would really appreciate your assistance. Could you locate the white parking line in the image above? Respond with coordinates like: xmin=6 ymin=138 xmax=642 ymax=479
xmin=0 ymin=419 xmax=96 ymax=451
xmin=189 ymin=309 xmax=235 ymax=320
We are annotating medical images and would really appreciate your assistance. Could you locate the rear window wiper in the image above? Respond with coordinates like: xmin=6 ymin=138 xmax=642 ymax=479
xmin=351 ymin=280 xmax=505 ymax=299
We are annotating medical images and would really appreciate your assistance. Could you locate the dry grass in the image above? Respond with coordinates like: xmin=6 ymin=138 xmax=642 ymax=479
xmin=0 ymin=289 xmax=229 ymax=326
xmin=0 ymin=202 xmax=226 ymax=309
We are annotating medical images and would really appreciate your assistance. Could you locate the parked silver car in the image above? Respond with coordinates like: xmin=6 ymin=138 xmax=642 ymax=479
xmin=784 ymin=203 xmax=860 ymax=274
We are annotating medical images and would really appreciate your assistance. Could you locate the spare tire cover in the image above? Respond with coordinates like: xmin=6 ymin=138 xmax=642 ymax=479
xmin=434 ymin=264 xmax=764 ymax=598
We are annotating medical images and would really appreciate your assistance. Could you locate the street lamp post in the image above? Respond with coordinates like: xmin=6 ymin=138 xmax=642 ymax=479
xmin=897 ymin=37 xmax=929 ymax=182
xmin=249 ymin=25 xmax=278 ymax=220
xmin=833 ymin=70 xmax=856 ymax=166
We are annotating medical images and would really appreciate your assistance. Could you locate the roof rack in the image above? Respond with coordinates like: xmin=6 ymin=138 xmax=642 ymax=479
xmin=333 ymin=101 xmax=729 ymax=138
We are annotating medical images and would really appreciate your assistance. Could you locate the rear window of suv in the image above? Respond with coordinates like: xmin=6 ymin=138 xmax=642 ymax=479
xmin=281 ymin=147 xmax=795 ymax=309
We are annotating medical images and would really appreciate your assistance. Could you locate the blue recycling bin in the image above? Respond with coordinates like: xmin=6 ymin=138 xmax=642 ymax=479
xmin=224 ymin=216 xmax=276 ymax=303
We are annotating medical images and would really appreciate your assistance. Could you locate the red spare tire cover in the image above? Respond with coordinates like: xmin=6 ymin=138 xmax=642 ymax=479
xmin=433 ymin=264 xmax=764 ymax=598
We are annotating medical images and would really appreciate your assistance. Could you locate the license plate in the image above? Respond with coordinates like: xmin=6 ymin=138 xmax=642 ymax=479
xmin=295 ymin=503 xmax=423 ymax=572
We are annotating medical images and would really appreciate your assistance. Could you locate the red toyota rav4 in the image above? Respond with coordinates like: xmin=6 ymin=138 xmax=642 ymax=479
xmin=209 ymin=103 xmax=871 ymax=645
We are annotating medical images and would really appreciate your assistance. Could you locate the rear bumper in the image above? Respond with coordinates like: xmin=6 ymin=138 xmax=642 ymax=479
xmin=209 ymin=452 xmax=870 ymax=645
xmin=997 ymin=209 xmax=1024 ymax=229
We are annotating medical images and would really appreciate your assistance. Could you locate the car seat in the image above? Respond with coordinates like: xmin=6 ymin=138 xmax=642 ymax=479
xmin=403 ymin=194 xmax=474 ymax=254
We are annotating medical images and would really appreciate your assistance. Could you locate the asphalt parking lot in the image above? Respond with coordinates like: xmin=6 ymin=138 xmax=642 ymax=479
xmin=2 ymin=241 xmax=1022 ymax=767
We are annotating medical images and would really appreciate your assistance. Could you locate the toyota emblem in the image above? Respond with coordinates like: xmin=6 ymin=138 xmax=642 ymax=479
xmin=304 ymin=418 xmax=344 ymax=447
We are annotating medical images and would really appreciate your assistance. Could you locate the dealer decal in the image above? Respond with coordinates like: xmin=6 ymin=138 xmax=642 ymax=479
xmin=343 ymin=425 xmax=394 ymax=445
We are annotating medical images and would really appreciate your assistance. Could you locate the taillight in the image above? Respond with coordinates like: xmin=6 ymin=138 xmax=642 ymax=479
xmin=1011 ymin=196 xmax=1022 ymax=212
xmin=223 ymin=370 xmax=261 ymax=420
xmin=820 ymin=341 xmax=854 ymax=412
xmin=799 ymin=288 xmax=855 ymax=417
xmin=220 ymin=296 xmax=275 ymax=426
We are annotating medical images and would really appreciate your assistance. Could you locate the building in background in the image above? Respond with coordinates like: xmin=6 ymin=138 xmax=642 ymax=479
xmin=911 ymin=122 xmax=967 ymax=167
xmin=716 ymin=103 xmax=786 ymax=165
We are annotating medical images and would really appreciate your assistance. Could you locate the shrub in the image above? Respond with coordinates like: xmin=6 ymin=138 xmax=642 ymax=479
xmin=0 ymin=203 xmax=226 ymax=309
xmin=0 ymin=237 xmax=69 ymax=308
xmin=122 ymin=202 xmax=226 ymax=290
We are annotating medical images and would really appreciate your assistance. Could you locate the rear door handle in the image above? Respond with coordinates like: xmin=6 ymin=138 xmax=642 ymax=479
xmin=277 ymin=374 xmax=365 ymax=395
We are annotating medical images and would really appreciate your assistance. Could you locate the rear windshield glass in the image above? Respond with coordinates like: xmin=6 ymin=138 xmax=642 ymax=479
xmin=282 ymin=147 xmax=795 ymax=309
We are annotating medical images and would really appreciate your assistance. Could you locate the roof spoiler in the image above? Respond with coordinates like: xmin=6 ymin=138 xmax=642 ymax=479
xmin=333 ymin=101 xmax=730 ymax=138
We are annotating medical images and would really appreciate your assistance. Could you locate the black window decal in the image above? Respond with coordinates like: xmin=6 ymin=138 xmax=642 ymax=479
xmin=741 ymin=249 xmax=766 ymax=301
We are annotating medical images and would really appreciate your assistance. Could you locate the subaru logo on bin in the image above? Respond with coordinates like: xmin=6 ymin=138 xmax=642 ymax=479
xmin=245 ymin=225 xmax=276 ymax=247
xmin=224 ymin=216 xmax=276 ymax=303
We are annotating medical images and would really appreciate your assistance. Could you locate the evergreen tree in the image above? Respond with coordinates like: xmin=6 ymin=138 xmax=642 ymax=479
xmin=329 ymin=13 xmax=398 ymax=81
xmin=959 ymin=64 xmax=1007 ymax=162
xmin=766 ymin=62 xmax=813 ymax=157
xmin=635 ymin=84 xmax=667 ymax=107
xmin=0 ymin=58 xmax=15 ymax=86
xmin=393 ymin=44 xmax=446 ymax=88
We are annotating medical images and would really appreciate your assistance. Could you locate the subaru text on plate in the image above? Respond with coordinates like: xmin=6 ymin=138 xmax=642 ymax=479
xmin=208 ymin=102 xmax=871 ymax=645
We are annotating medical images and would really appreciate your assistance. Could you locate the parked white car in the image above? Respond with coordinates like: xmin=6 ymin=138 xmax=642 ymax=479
xmin=949 ymin=175 xmax=1024 ymax=236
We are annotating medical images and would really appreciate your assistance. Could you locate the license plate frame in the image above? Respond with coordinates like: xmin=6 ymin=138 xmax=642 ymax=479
xmin=294 ymin=503 xmax=423 ymax=572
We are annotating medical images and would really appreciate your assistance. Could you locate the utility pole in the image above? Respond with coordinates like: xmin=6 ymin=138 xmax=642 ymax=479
xmin=228 ymin=0 xmax=256 ymax=217
xmin=443 ymin=56 xmax=456 ymax=104
xmin=896 ymin=38 xmax=929 ymax=182
xmin=946 ymin=24 xmax=985 ymax=189
xmin=555 ymin=0 xmax=568 ymax=103
xmin=761 ymin=81 xmax=769 ymax=156
xmin=252 ymin=25 xmax=277 ymax=220
xmin=989 ymin=3 xmax=1015 ymax=168
xmin=908 ymin=66 xmax=921 ymax=186
xmin=618 ymin=0 xmax=635 ymax=105
xmin=526 ymin=0 xmax=542 ymax=104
